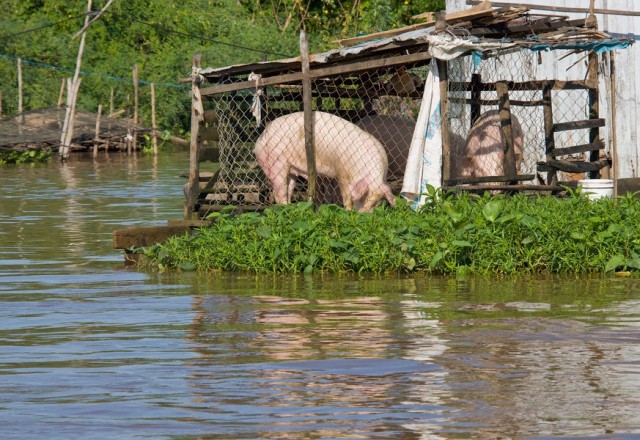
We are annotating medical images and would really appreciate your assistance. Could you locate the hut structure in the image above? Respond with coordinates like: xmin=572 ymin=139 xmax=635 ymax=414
xmin=182 ymin=1 xmax=632 ymax=220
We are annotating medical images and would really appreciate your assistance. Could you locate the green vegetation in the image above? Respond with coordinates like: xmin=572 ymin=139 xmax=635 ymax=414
xmin=140 ymin=188 xmax=640 ymax=275
xmin=0 ymin=0 xmax=444 ymax=134
xmin=0 ymin=148 xmax=52 ymax=164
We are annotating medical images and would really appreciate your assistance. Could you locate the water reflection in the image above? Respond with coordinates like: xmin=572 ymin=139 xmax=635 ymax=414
xmin=1 ymin=153 xmax=640 ymax=438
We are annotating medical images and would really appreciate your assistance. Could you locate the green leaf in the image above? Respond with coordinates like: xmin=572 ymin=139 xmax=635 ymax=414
xmin=605 ymin=254 xmax=627 ymax=273
xmin=482 ymin=200 xmax=504 ymax=223
xmin=256 ymin=226 xmax=272 ymax=238
xmin=451 ymin=240 xmax=472 ymax=248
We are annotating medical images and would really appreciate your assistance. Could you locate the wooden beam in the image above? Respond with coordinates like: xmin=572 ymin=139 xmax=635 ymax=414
xmin=332 ymin=2 xmax=494 ymax=47
xmin=450 ymin=79 xmax=597 ymax=92
xmin=537 ymin=159 xmax=610 ymax=173
xmin=553 ymin=118 xmax=605 ymax=132
xmin=466 ymin=0 xmax=640 ymax=16
xmin=446 ymin=174 xmax=534 ymax=185
xmin=200 ymin=51 xmax=432 ymax=96
xmin=551 ymin=141 xmax=605 ymax=157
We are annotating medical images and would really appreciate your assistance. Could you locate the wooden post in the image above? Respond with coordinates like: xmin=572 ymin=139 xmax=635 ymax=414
xmin=496 ymin=81 xmax=517 ymax=180
xmin=17 ymin=58 xmax=23 ymax=116
xmin=151 ymin=82 xmax=158 ymax=155
xmin=60 ymin=0 xmax=93 ymax=160
xmin=0 ymin=92 xmax=3 ymax=117
xmin=185 ymin=55 xmax=203 ymax=220
xmin=470 ymin=73 xmax=482 ymax=125
xmin=436 ymin=11 xmax=452 ymax=184
xmin=300 ymin=30 xmax=316 ymax=203
xmin=587 ymin=4 xmax=600 ymax=179
xmin=109 ymin=87 xmax=114 ymax=115
xmin=132 ymin=64 xmax=139 ymax=151
xmin=542 ymin=83 xmax=557 ymax=185
xmin=609 ymin=52 xmax=618 ymax=196
xmin=93 ymin=104 xmax=102 ymax=157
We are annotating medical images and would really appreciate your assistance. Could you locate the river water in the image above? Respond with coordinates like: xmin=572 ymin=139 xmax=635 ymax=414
xmin=1 ymin=150 xmax=640 ymax=439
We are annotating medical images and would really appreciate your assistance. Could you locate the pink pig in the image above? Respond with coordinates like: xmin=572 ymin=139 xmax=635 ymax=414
xmin=254 ymin=111 xmax=395 ymax=212
xmin=461 ymin=110 xmax=524 ymax=178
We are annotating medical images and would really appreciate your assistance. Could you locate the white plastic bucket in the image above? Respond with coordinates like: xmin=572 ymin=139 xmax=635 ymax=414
xmin=578 ymin=179 xmax=614 ymax=200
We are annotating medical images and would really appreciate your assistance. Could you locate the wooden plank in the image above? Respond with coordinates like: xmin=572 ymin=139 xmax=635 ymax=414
xmin=466 ymin=0 xmax=640 ymax=16
xmin=496 ymin=81 xmax=517 ymax=180
xmin=332 ymin=2 xmax=494 ymax=46
xmin=444 ymin=184 xmax=563 ymax=192
xmin=553 ymin=118 xmax=605 ymax=132
xmin=446 ymin=174 xmax=535 ymax=185
xmin=537 ymin=159 xmax=610 ymax=173
xmin=551 ymin=141 xmax=605 ymax=157
xmin=200 ymin=51 xmax=433 ymax=96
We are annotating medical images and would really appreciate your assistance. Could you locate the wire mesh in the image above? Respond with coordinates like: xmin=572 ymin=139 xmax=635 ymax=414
xmin=199 ymin=47 xmax=597 ymax=213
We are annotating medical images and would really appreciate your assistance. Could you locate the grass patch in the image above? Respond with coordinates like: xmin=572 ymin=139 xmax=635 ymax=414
xmin=139 ymin=188 xmax=640 ymax=275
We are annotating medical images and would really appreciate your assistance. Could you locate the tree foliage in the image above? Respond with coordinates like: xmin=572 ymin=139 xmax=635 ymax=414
xmin=0 ymin=0 xmax=443 ymax=133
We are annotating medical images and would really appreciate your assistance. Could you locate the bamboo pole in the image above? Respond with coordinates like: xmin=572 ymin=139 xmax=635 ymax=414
xmin=185 ymin=54 xmax=203 ymax=220
xmin=151 ymin=82 xmax=158 ymax=155
xmin=17 ymin=58 xmax=23 ymax=114
xmin=300 ymin=30 xmax=316 ymax=203
xmin=132 ymin=63 xmax=139 ymax=151
xmin=109 ymin=87 xmax=114 ymax=115
xmin=93 ymin=103 xmax=102 ymax=158
xmin=59 ymin=0 xmax=92 ymax=160
xmin=0 ymin=92 xmax=3 ymax=117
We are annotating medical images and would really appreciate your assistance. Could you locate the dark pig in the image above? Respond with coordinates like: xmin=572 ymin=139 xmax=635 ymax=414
xmin=461 ymin=110 xmax=524 ymax=178
xmin=254 ymin=111 xmax=395 ymax=212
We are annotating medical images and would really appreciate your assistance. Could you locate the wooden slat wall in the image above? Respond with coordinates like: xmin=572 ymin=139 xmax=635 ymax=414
xmin=449 ymin=0 xmax=640 ymax=179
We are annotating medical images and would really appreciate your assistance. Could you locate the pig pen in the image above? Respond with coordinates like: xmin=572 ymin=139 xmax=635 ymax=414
xmin=182 ymin=6 xmax=625 ymax=220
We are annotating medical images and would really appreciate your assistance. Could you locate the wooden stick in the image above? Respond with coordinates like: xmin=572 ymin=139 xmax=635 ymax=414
xmin=93 ymin=103 xmax=102 ymax=157
xmin=17 ymin=58 xmax=23 ymax=115
xmin=300 ymin=30 xmax=316 ymax=203
xmin=151 ymin=82 xmax=158 ymax=155
xmin=132 ymin=63 xmax=139 ymax=151
xmin=109 ymin=87 xmax=114 ymax=115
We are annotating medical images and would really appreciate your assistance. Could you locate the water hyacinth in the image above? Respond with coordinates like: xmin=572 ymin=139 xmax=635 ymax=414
xmin=140 ymin=188 xmax=640 ymax=275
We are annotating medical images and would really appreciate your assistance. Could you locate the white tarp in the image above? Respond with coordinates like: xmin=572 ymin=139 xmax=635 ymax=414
xmin=401 ymin=59 xmax=443 ymax=210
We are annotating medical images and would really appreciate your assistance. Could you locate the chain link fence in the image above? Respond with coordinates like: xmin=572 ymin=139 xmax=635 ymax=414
xmin=198 ymin=48 xmax=598 ymax=214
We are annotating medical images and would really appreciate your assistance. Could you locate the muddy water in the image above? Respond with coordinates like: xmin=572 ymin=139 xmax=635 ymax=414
xmin=1 ymin=151 xmax=640 ymax=439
